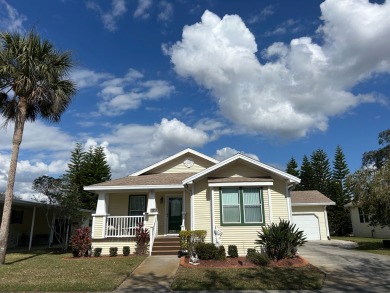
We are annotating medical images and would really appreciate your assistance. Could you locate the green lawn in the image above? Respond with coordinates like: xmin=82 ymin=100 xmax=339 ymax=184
xmin=0 ymin=249 xmax=146 ymax=292
xmin=171 ymin=265 xmax=325 ymax=291
xmin=332 ymin=236 xmax=390 ymax=256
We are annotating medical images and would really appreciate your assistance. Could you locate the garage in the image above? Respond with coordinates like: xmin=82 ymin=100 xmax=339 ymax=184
xmin=292 ymin=214 xmax=321 ymax=240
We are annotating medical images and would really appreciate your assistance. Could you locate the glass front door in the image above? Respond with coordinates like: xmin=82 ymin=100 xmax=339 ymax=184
xmin=168 ymin=197 xmax=182 ymax=233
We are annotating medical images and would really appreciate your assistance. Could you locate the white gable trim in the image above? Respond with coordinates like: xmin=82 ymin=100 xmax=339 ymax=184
xmin=84 ymin=184 xmax=183 ymax=191
xmin=182 ymin=153 xmax=300 ymax=185
xmin=131 ymin=148 xmax=219 ymax=176
xmin=209 ymin=181 xmax=273 ymax=187
xmin=292 ymin=202 xmax=336 ymax=206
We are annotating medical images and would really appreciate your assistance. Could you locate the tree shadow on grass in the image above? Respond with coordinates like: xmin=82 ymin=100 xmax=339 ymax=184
xmin=5 ymin=248 xmax=55 ymax=265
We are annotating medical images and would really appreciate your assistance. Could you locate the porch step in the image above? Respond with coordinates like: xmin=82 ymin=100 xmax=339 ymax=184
xmin=152 ymin=237 xmax=180 ymax=256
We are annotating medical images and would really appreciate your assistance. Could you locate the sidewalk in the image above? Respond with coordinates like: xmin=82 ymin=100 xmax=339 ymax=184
xmin=114 ymin=255 xmax=180 ymax=292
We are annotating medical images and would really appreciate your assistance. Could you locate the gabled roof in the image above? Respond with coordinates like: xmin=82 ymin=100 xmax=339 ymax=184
xmin=131 ymin=148 xmax=219 ymax=176
xmin=291 ymin=190 xmax=335 ymax=206
xmin=182 ymin=153 xmax=300 ymax=185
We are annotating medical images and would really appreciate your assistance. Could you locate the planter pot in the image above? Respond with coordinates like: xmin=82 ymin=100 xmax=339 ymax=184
xmin=383 ymin=240 xmax=390 ymax=249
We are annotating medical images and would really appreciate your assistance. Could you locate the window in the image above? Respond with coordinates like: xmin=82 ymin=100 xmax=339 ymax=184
xmin=129 ymin=195 xmax=147 ymax=216
xmin=220 ymin=187 xmax=264 ymax=225
xmin=358 ymin=207 xmax=369 ymax=223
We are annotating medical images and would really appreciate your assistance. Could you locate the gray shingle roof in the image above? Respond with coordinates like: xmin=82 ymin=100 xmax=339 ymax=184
xmin=88 ymin=172 xmax=197 ymax=187
xmin=291 ymin=190 xmax=335 ymax=205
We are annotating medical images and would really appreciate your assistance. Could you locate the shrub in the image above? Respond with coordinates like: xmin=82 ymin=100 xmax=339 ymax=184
xmin=255 ymin=219 xmax=307 ymax=261
xmin=179 ymin=230 xmax=206 ymax=250
xmin=228 ymin=245 xmax=238 ymax=258
xmin=123 ymin=246 xmax=130 ymax=256
xmin=216 ymin=245 xmax=226 ymax=261
xmin=109 ymin=247 xmax=118 ymax=257
xmin=71 ymin=227 xmax=92 ymax=257
xmin=135 ymin=222 xmax=150 ymax=255
xmin=93 ymin=247 xmax=102 ymax=257
xmin=246 ymin=249 xmax=271 ymax=266
xmin=195 ymin=243 xmax=218 ymax=260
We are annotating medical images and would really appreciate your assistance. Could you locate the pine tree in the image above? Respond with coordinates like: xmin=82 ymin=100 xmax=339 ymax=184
xmin=286 ymin=157 xmax=299 ymax=177
xmin=310 ymin=149 xmax=331 ymax=194
xmin=298 ymin=155 xmax=314 ymax=190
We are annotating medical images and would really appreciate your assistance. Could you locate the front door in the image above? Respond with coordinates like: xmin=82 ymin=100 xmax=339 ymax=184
xmin=168 ymin=197 xmax=182 ymax=233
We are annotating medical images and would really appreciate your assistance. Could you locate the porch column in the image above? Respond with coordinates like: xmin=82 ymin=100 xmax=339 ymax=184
xmin=28 ymin=206 xmax=36 ymax=251
xmin=92 ymin=193 xmax=110 ymax=239
xmin=181 ymin=190 xmax=186 ymax=230
xmin=147 ymin=189 xmax=157 ymax=212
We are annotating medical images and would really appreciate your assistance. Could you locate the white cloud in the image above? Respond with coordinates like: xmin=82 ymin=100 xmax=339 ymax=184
xmin=134 ymin=0 xmax=152 ymax=19
xmin=214 ymin=147 xmax=259 ymax=161
xmin=167 ymin=1 xmax=390 ymax=140
xmin=0 ymin=0 xmax=27 ymax=32
xmin=86 ymin=0 xmax=127 ymax=31
xmin=71 ymin=68 xmax=113 ymax=89
xmin=158 ymin=1 xmax=173 ymax=22
xmin=248 ymin=5 xmax=275 ymax=24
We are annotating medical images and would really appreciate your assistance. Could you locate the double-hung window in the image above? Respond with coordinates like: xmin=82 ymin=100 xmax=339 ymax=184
xmin=220 ymin=187 xmax=264 ymax=225
xmin=358 ymin=207 xmax=369 ymax=223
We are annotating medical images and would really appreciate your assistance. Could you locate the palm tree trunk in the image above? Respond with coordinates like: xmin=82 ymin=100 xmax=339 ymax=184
xmin=0 ymin=98 xmax=27 ymax=264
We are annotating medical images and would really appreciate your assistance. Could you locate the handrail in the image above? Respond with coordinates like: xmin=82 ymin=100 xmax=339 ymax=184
xmin=149 ymin=215 xmax=158 ymax=255
xmin=105 ymin=216 xmax=144 ymax=237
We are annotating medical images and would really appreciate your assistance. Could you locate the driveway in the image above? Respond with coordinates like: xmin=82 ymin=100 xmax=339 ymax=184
xmin=299 ymin=240 xmax=390 ymax=293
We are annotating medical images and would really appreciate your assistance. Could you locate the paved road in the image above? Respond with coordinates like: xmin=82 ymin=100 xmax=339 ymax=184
xmin=299 ymin=240 xmax=390 ymax=293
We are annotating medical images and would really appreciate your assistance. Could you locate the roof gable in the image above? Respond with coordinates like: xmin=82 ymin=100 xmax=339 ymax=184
xmin=182 ymin=153 xmax=300 ymax=184
xmin=291 ymin=190 xmax=335 ymax=206
xmin=132 ymin=148 xmax=219 ymax=176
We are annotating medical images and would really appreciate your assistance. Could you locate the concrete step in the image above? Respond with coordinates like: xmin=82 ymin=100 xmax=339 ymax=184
xmin=151 ymin=250 xmax=179 ymax=256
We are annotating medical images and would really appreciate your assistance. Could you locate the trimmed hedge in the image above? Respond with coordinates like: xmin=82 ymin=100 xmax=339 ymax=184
xmin=228 ymin=245 xmax=238 ymax=258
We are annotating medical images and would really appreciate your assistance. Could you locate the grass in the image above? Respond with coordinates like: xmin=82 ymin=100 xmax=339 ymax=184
xmin=332 ymin=236 xmax=390 ymax=256
xmin=171 ymin=265 xmax=325 ymax=291
xmin=0 ymin=249 xmax=146 ymax=292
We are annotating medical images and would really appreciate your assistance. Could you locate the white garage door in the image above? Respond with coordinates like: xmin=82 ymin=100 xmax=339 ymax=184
xmin=292 ymin=214 xmax=320 ymax=240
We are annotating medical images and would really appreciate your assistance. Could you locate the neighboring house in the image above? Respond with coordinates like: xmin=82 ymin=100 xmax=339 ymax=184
xmin=345 ymin=203 xmax=390 ymax=238
xmin=0 ymin=198 xmax=93 ymax=250
xmin=85 ymin=148 xmax=335 ymax=256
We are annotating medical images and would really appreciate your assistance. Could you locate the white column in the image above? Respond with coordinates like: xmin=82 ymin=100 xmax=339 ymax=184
xmin=95 ymin=193 xmax=109 ymax=215
xmin=324 ymin=206 xmax=330 ymax=240
xmin=147 ymin=189 xmax=156 ymax=212
xmin=191 ymin=184 xmax=195 ymax=230
xmin=28 ymin=206 xmax=36 ymax=251
xmin=181 ymin=190 xmax=186 ymax=230
xmin=286 ymin=181 xmax=292 ymax=222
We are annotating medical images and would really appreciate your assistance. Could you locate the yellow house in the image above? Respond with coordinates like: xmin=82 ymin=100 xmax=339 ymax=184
xmin=85 ymin=148 xmax=334 ymax=256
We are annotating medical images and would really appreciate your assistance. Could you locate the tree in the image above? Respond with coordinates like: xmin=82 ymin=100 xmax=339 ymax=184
xmin=347 ymin=160 xmax=390 ymax=227
xmin=286 ymin=157 xmax=299 ymax=177
xmin=310 ymin=149 xmax=332 ymax=194
xmin=32 ymin=175 xmax=81 ymax=250
xmin=63 ymin=143 xmax=111 ymax=210
xmin=0 ymin=31 xmax=76 ymax=264
xmin=362 ymin=129 xmax=390 ymax=169
xmin=328 ymin=145 xmax=352 ymax=235
xmin=298 ymin=155 xmax=314 ymax=190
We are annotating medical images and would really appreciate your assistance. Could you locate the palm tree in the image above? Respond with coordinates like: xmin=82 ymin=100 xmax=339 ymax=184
xmin=0 ymin=31 xmax=76 ymax=264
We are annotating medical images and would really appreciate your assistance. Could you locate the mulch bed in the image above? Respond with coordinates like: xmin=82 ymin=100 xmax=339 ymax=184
xmin=180 ymin=256 xmax=308 ymax=268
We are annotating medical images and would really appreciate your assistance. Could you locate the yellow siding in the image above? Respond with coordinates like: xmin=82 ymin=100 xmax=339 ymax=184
xmin=108 ymin=193 xmax=129 ymax=216
xmin=349 ymin=207 xmax=390 ymax=238
xmin=152 ymin=155 xmax=214 ymax=174
xmin=292 ymin=206 xmax=328 ymax=240
xmin=193 ymin=179 xmax=212 ymax=242
xmin=270 ymin=180 xmax=289 ymax=222
xmin=212 ymin=162 xmax=269 ymax=178
xmin=91 ymin=238 xmax=136 ymax=256
xmin=93 ymin=216 xmax=104 ymax=238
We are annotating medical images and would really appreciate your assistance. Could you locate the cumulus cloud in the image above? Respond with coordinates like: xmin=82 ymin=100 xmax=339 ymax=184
xmin=158 ymin=1 xmax=173 ymax=22
xmin=167 ymin=1 xmax=390 ymax=140
xmin=71 ymin=68 xmax=113 ymax=89
xmin=86 ymin=0 xmax=127 ymax=31
xmin=248 ymin=5 xmax=275 ymax=24
xmin=214 ymin=147 xmax=259 ymax=161
xmin=0 ymin=0 xmax=27 ymax=32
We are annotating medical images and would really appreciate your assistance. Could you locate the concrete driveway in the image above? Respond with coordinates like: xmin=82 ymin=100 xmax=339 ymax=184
xmin=299 ymin=240 xmax=390 ymax=293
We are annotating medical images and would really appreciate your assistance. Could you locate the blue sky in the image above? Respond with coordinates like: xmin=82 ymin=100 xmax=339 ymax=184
xmin=0 ymin=0 xmax=389 ymax=198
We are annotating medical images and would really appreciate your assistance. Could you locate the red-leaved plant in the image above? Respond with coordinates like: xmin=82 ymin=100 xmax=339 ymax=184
xmin=135 ymin=222 xmax=150 ymax=255
xmin=71 ymin=227 xmax=92 ymax=257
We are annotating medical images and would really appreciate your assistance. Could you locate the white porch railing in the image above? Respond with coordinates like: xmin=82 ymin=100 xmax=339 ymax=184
xmin=105 ymin=216 xmax=143 ymax=237
xmin=149 ymin=215 xmax=158 ymax=255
